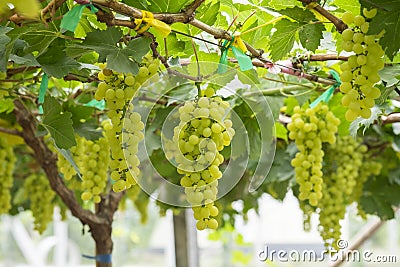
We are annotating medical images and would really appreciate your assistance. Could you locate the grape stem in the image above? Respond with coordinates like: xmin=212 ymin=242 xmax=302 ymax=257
xmin=298 ymin=0 xmax=348 ymax=33
xmin=0 ymin=126 xmax=22 ymax=136
xmin=381 ymin=113 xmax=400 ymax=124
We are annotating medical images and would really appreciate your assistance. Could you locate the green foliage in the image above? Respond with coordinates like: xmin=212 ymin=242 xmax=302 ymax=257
xmin=74 ymin=28 xmax=151 ymax=73
xmin=269 ymin=19 xmax=299 ymax=61
xmin=42 ymin=96 xmax=76 ymax=149
xmin=361 ymin=0 xmax=400 ymax=60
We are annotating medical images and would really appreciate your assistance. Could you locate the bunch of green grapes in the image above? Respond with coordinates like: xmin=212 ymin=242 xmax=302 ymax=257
xmin=287 ymin=103 xmax=340 ymax=207
xmin=172 ymin=88 xmax=235 ymax=230
xmin=339 ymin=8 xmax=383 ymax=121
xmin=57 ymin=153 xmax=77 ymax=180
xmin=318 ymin=136 xmax=365 ymax=248
xmin=23 ymin=173 xmax=56 ymax=234
xmin=350 ymin=158 xmax=382 ymax=219
xmin=95 ymin=58 xmax=158 ymax=192
xmin=73 ymin=136 xmax=110 ymax=203
xmin=0 ymin=140 xmax=16 ymax=214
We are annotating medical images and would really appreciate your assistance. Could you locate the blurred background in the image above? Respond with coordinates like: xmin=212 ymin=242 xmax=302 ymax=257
xmin=0 ymin=191 xmax=398 ymax=267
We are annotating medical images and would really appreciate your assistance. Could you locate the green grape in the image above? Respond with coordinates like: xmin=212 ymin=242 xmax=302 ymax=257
xmin=173 ymin=87 xmax=234 ymax=230
xmin=75 ymin=136 xmax=110 ymax=203
xmin=95 ymin=57 xmax=159 ymax=193
xmin=339 ymin=10 xmax=383 ymax=121
xmin=363 ymin=8 xmax=377 ymax=19
xmin=0 ymin=140 xmax=16 ymax=214
xmin=317 ymin=136 xmax=374 ymax=249
xmin=24 ymin=173 xmax=55 ymax=234
xmin=288 ymin=103 xmax=340 ymax=207
xmin=341 ymin=11 xmax=354 ymax=24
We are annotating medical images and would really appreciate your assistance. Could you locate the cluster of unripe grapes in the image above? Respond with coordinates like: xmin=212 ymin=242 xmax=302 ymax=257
xmin=172 ymin=88 xmax=235 ymax=230
xmin=23 ymin=173 xmax=56 ymax=233
xmin=318 ymin=136 xmax=366 ymax=248
xmin=287 ymin=103 xmax=340 ymax=207
xmin=73 ymin=136 xmax=110 ymax=203
xmin=96 ymin=56 xmax=158 ymax=192
xmin=56 ymin=135 xmax=110 ymax=203
xmin=340 ymin=8 xmax=383 ymax=121
xmin=0 ymin=140 xmax=16 ymax=214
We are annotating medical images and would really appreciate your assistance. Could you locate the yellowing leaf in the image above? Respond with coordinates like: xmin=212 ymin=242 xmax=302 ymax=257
xmin=11 ymin=0 xmax=40 ymax=18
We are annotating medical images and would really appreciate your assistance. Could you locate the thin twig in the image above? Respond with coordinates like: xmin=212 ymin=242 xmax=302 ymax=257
xmin=191 ymin=39 xmax=201 ymax=78
xmin=0 ymin=126 xmax=23 ymax=136
xmin=298 ymin=0 xmax=347 ymax=32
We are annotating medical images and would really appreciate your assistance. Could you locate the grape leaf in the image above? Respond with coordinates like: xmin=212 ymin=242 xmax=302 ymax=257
xmin=362 ymin=0 xmax=400 ymax=60
xmin=360 ymin=175 xmax=400 ymax=220
xmin=42 ymin=96 xmax=76 ymax=149
xmin=268 ymin=0 xmax=302 ymax=10
xmin=37 ymin=43 xmax=80 ymax=78
xmin=190 ymin=1 xmax=220 ymax=35
xmin=76 ymin=28 xmax=151 ymax=74
xmin=269 ymin=19 xmax=300 ymax=61
xmin=379 ymin=65 xmax=400 ymax=87
xmin=333 ymin=0 xmax=360 ymax=14
xmin=360 ymin=0 xmax=400 ymax=11
xmin=276 ymin=6 xmax=315 ymax=23
xmin=0 ymin=99 xmax=14 ymax=113
xmin=275 ymin=123 xmax=288 ymax=142
xmin=299 ymin=23 xmax=324 ymax=52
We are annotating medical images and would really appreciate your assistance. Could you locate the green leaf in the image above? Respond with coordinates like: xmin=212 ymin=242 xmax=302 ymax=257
xmin=277 ymin=6 xmax=315 ymax=23
xmin=375 ymin=84 xmax=394 ymax=105
xmin=265 ymin=146 xmax=294 ymax=183
xmin=275 ymin=123 xmax=288 ymax=142
xmin=76 ymin=28 xmax=151 ymax=74
xmin=74 ymin=120 xmax=103 ymax=140
xmin=77 ymin=27 xmax=122 ymax=61
xmin=299 ymin=23 xmax=324 ymax=52
xmin=189 ymin=1 xmax=220 ymax=35
xmin=237 ymin=69 xmax=260 ymax=85
xmin=268 ymin=0 xmax=302 ymax=10
xmin=333 ymin=0 xmax=360 ymax=14
xmin=0 ymin=99 xmax=14 ymax=113
xmin=360 ymin=175 xmax=400 ymax=220
xmin=0 ymin=26 xmax=11 ymax=50
xmin=37 ymin=41 xmax=80 ymax=78
xmin=379 ymin=65 xmax=400 ymax=87
xmin=42 ymin=96 xmax=76 ymax=149
xmin=9 ymin=54 xmax=39 ymax=67
xmin=349 ymin=107 xmax=382 ymax=137
xmin=269 ymin=19 xmax=300 ymax=61
xmin=360 ymin=0 xmax=400 ymax=11
xmin=366 ymin=5 xmax=400 ymax=60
